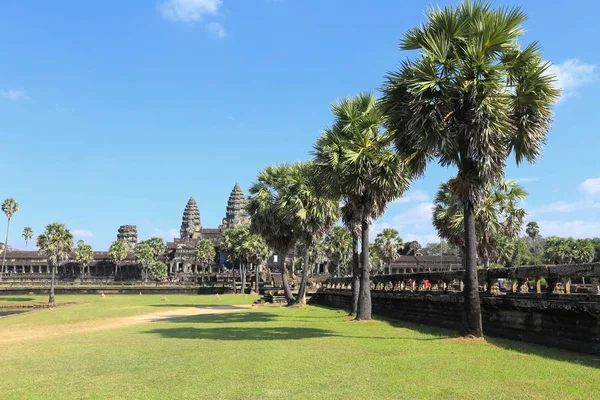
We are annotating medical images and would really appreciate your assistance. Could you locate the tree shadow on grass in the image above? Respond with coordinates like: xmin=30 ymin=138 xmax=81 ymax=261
xmin=159 ymin=312 xmax=279 ymax=325
xmin=145 ymin=326 xmax=340 ymax=341
xmin=0 ymin=297 xmax=36 ymax=302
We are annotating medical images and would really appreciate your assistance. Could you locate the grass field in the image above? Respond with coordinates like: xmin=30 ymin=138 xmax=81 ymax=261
xmin=1 ymin=294 xmax=598 ymax=399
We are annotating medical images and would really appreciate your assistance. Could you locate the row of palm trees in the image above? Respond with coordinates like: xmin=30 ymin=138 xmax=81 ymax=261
xmin=246 ymin=0 xmax=558 ymax=336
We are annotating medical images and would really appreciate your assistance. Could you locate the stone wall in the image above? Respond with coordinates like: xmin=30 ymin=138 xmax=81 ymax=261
xmin=311 ymin=289 xmax=600 ymax=356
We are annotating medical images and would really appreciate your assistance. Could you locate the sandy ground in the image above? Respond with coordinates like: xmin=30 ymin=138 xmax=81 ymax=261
xmin=0 ymin=305 xmax=253 ymax=344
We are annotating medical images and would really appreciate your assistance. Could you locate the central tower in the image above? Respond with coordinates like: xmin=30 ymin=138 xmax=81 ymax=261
xmin=220 ymin=182 xmax=249 ymax=229
xmin=180 ymin=197 xmax=201 ymax=239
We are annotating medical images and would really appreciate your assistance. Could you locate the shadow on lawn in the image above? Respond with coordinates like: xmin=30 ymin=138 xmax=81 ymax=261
xmin=160 ymin=312 xmax=278 ymax=325
xmin=0 ymin=297 xmax=36 ymax=302
xmin=146 ymin=326 xmax=339 ymax=341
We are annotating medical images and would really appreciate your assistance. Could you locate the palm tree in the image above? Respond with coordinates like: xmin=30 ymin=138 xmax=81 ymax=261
xmin=526 ymin=221 xmax=540 ymax=260
xmin=195 ymin=239 xmax=216 ymax=276
xmin=279 ymin=162 xmax=339 ymax=306
xmin=36 ymin=223 xmax=74 ymax=303
xmin=134 ymin=241 xmax=154 ymax=282
xmin=373 ymin=228 xmax=403 ymax=275
xmin=341 ymin=202 xmax=361 ymax=315
xmin=433 ymin=179 xmax=527 ymax=269
xmin=74 ymin=240 xmax=94 ymax=279
xmin=109 ymin=240 xmax=128 ymax=278
xmin=22 ymin=227 xmax=33 ymax=249
xmin=323 ymin=226 xmax=352 ymax=278
xmin=246 ymin=233 xmax=270 ymax=293
xmin=247 ymin=164 xmax=300 ymax=305
xmin=221 ymin=225 xmax=251 ymax=294
xmin=1 ymin=198 xmax=19 ymax=281
xmin=380 ymin=1 xmax=558 ymax=336
xmin=313 ymin=93 xmax=412 ymax=320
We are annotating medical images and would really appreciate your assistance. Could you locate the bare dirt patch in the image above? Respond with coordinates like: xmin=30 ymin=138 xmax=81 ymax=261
xmin=0 ymin=305 xmax=253 ymax=344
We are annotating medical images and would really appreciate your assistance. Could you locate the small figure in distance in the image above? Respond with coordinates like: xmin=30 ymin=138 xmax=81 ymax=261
xmin=100 ymin=292 xmax=106 ymax=299
xmin=215 ymin=293 xmax=221 ymax=301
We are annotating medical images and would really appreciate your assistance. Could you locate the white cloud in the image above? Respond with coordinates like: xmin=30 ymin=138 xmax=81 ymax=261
xmin=511 ymin=177 xmax=541 ymax=183
xmin=393 ymin=189 xmax=429 ymax=204
xmin=73 ymin=229 xmax=93 ymax=238
xmin=206 ymin=21 xmax=226 ymax=38
xmin=548 ymin=59 xmax=597 ymax=101
xmin=538 ymin=220 xmax=600 ymax=238
xmin=157 ymin=0 xmax=222 ymax=22
xmin=1 ymin=89 xmax=28 ymax=101
xmin=371 ymin=202 xmax=435 ymax=240
xmin=579 ymin=177 xmax=600 ymax=196
xmin=151 ymin=228 xmax=179 ymax=241
xmin=531 ymin=199 xmax=600 ymax=214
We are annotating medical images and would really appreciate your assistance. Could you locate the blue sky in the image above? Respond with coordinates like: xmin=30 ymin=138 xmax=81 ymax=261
xmin=1 ymin=0 xmax=599 ymax=250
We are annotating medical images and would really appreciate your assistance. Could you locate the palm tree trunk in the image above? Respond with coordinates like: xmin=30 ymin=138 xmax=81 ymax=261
xmin=356 ymin=218 xmax=372 ymax=320
xmin=232 ymin=266 xmax=237 ymax=294
xmin=350 ymin=231 xmax=360 ymax=316
xmin=294 ymin=245 xmax=310 ymax=306
xmin=49 ymin=265 xmax=56 ymax=303
xmin=462 ymin=200 xmax=483 ymax=337
xmin=241 ymin=264 xmax=247 ymax=294
xmin=0 ymin=217 xmax=11 ymax=281
xmin=281 ymin=262 xmax=294 ymax=305
xmin=254 ymin=264 xmax=259 ymax=293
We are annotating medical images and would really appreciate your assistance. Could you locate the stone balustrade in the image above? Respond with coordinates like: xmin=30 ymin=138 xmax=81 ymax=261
xmin=323 ymin=263 xmax=600 ymax=295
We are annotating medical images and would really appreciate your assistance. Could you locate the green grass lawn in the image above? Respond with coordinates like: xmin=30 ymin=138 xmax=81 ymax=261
xmin=1 ymin=294 xmax=598 ymax=399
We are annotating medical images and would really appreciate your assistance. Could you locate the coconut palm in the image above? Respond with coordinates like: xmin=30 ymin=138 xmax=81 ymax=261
xmin=279 ymin=162 xmax=339 ymax=306
xmin=247 ymin=164 xmax=300 ymax=305
xmin=433 ymin=179 xmax=527 ymax=269
xmin=526 ymin=221 xmax=540 ymax=260
xmin=108 ymin=240 xmax=128 ymax=277
xmin=373 ymin=228 xmax=403 ymax=275
xmin=313 ymin=93 xmax=412 ymax=320
xmin=1 ymin=198 xmax=19 ymax=281
xmin=36 ymin=222 xmax=74 ymax=303
xmin=323 ymin=226 xmax=352 ymax=277
xmin=195 ymin=239 xmax=216 ymax=276
xmin=74 ymin=240 xmax=94 ymax=279
xmin=380 ymin=1 xmax=558 ymax=336
xmin=22 ymin=227 xmax=33 ymax=249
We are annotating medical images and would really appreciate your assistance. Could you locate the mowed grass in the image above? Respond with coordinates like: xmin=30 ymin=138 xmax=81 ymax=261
xmin=1 ymin=295 xmax=598 ymax=399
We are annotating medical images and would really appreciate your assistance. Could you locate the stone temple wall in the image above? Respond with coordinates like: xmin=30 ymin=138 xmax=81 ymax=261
xmin=310 ymin=289 xmax=600 ymax=356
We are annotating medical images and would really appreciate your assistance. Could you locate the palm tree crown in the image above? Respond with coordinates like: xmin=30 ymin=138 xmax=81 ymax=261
xmin=22 ymin=227 xmax=33 ymax=249
xmin=36 ymin=223 xmax=74 ymax=268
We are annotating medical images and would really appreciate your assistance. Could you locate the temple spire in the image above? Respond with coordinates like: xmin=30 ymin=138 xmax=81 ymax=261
xmin=180 ymin=197 xmax=201 ymax=239
xmin=220 ymin=182 xmax=248 ymax=229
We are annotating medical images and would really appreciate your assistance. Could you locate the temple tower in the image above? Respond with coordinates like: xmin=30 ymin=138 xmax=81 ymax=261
xmin=180 ymin=197 xmax=201 ymax=239
xmin=220 ymin=182 xmax=249 ymax=229
xmin=117 ymin=225 xmax=138 ymax=253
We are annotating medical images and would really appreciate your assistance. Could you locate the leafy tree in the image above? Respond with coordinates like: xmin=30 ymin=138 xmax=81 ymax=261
xmin=134 ymin=241 xmax=155 ymax=282
xmin=433 ymin=180 xmax=527 ymax=269
xmin=247 ymin=164 xmax=299 ymax=304
xmin=149 ymin=261 xmax=168 ymax=280
xmin=74 ymin=240 xmax=94 ymax=278
xmin=36 ymin=222 xmax=74 ymax=303
xmin=323 ymin=226 xmax=352 ymax=277
xmin=221 ymin=224 xmax=252 ymax=294
xmin=195 ymin=239 xmax=216 ymax=275
xmin=526 ymin=221 xmax=541 ymax=260
xmin=423 ymin=240 xmax=461 ymax=257
xmin=313 ymin=93 xmax=411 ymax=320
xmin=109 ymin=240 xmax=128 ymax=277
xmin=543 ymin=237 xmax=595 ymax=264
xmin=1 ymin=198 xmax=19 ymax=281
xmin=145 ymin=237 xmax=166 ymax=259
xmin=380 ymin=0 xmax=558 ymax=336
xmin=369 ymin=243 xmax=384 ymax=276
xmin=373 ymin=228 xmax=403 ymax=275
xmin=592 ymin=238 xmax=600 ymax=262
xmin=22 ymin=227 xmax=33 ymax=249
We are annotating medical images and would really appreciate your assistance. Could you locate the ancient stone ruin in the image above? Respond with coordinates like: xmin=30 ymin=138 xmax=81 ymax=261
xmin=180 ymin=197 xmax=201 ymax=239
xmin=117 ymin=225 xmax=138 ymax=253
xmin=220 ymin=182 xmax=249 ymax=229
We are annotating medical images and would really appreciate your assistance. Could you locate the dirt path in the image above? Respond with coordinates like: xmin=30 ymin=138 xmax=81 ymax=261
xmin=0 ymin=305 xmax=253 ymax=344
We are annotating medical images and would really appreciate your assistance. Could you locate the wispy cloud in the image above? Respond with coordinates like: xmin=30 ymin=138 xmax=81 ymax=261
xmin=157 ymin=0 xmax=222 ymax=22
xmin=548 ymin=59 xmax=597 ymax=101
xmin=73 ymin=229 xmax=93 ymax=238
xmin=538 ymin=220 xmax=600 ymax=238
xmin=1 ymin=89 xmax=28 ymax=101
xmin=393 ymin=189 xmax=429 ymax=204
xmin=579 ymin=177 xmax=600 ymax=196
xmin=512 ymin=177 xmax=541 ymax=184
xmin=206 ymin=21 xmax=226 ymax=38
xmin=531 ymin=199 xmax=600 ymax=214
xmin=372 ymin=201 xmax=435 ymax=241
xmin=150 ymin=228 xmax=179 ymax=241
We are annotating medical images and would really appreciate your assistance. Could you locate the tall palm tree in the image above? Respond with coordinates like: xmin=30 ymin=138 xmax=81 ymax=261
xmin=195 ymin=239 xmax=216 ymax=276
xmin=74 ymin=240 xmax=94 ymax=279
xmin=36 ymin=222 xmax=74 ymax=303
xmin=341 ymin=201 xmax=361 ymax=315
xmin=247 ymin=233 xmax=270 ymax=293
xmin=279 ymin=162 xmax=339 ymax=306
xmin=433 ymin=179 xmax=527 ymax=269
xmin=526 ymin=221 xmax=540 ymax=260
xmin=109 ymin=240 xmax=128 ymax=278
xmin=22 ymin=227 xmax=33 ymax=249
xmin=247 ymin=164 xmax=300 ymax=305
xmin=323 ymin=226 xmax=352 ymax=277
xmin=313 ymin=93 xmax=412 ymax=320
xmin=221 ymin=225 xmax=251 ymax=294
xmin=373 ymin=228 xmax=403 ymax=275
xmin=134 ymin=241 xmax=154 ymax=282
xmin=1 ymin=198 xmax=19 ymax=281
xmin=380 ymin=1 xmax=558 ymax=336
